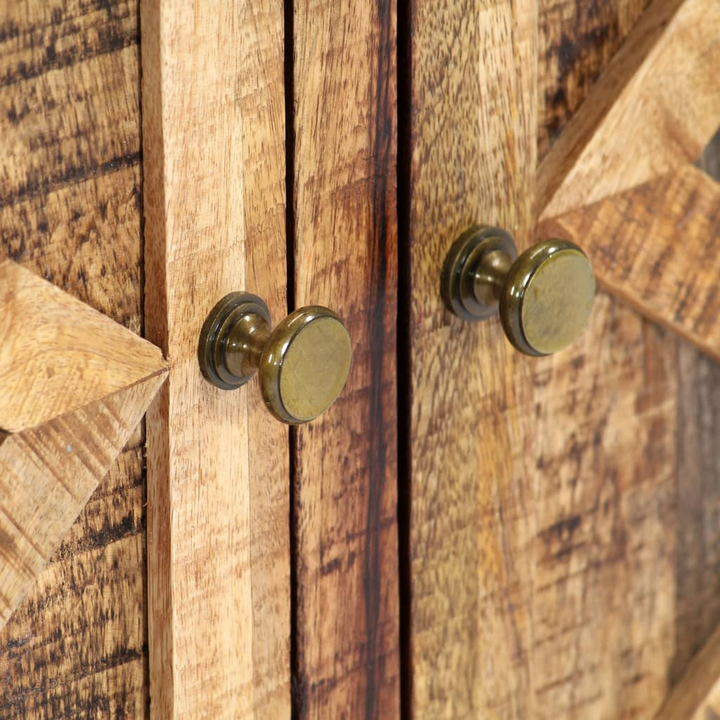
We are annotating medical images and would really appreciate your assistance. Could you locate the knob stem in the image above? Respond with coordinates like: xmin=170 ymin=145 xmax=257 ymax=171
xmin=224 ymin=313 xmax=271 ymax=379
xmin=472 ymin=249 xmax=513 ymax=307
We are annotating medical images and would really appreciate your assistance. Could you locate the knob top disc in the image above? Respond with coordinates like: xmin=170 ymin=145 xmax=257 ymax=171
xmin=260 ymin=307 xmax=352 ymax=424
xmin=501 ymin=240 xmax=595 ymax=355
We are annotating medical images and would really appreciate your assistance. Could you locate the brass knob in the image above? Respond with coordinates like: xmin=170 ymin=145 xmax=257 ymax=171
xmin=441 ymin=225 xmax=595 ymax=355
xmin=198 ymin=293 xmax=352 ymax=424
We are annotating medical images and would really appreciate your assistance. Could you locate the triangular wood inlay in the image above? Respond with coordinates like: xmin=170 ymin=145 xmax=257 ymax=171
xmin=0 ymin=260 xmax=167 ymax=629
xmin=537 ymin=0 xmax=720 ymax=221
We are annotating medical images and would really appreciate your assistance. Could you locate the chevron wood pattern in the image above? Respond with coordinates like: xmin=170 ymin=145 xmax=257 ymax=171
xmin=0 ymin=260 xmax=166 ymax=630
xmin=537 ymin=0 xmax=720 ymax=221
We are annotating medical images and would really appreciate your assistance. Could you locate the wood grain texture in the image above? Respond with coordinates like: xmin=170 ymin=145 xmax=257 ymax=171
xmin=537 ymin=0 xmax=720 ymax=220
xmin=538 ymin=165 xmax=720 ymax=361
xmin=408 ymin=0 xmax=538 ymax=714
xmin=0 ymin=373 xmax=165 ymax=629
xmin=407 ymin=0 xmax=695 ymax=716
xmin=657 ymin=623 xmax=720 ymax=719
xmin=0 ymin=260 xmax=165 ymax=628
xmin=141 ymin=0 xmax=290 ymax=716
xmin=290 ymin=0 xmax=400 ymax=716
xmin=0 ymin=1 xmax=152 ymax=715
xmin=0 ymin=260 xmax=164 ymax=433
xmin=538 ymin=0 xmax=648 ymax=160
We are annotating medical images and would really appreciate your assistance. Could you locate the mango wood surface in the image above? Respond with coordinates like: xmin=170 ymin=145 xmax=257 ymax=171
xmin=0 ymin=261 xmax=164 ymax=434
xmin=407 ymin=0 xmax=538 ymax=714
xmin=0 ymin=1 xmax=153 ymax=715
xmin=657 ymin=624 xmax=720 ymax=719
xmin=539 ymin=165 xmax=720 ymax=362
xmin=291 ymin=1 xmax=400 ymax=716
xmin=0 ymin=260 xmax=166 ymax=628
xmin=538 ymin=0 xmax=720 ymax=220
xmin=141 ymin=0 xmax=290 ymax=717
xmin=407 ymin=0 xmax=718 ymax=716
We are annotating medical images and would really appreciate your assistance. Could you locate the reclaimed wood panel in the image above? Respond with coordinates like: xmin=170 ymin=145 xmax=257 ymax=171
xmin=407 ymin=0 xmax=538 ymax=714
xmin=538 ymin=166 xmax=720 ymax=361
xmin=141 ymin=0 xmax=290 ymax=716
xmin=406 ymin=0 xmax=697 ymax=716
xmin=538 ymin=0 xmax=720 ymax=220
xmin=670 ymin=139 xmax=720 ymax=687
xmin=539 ymin=1 xmax=720 ymax=703
xmin=0 ymin=261 xmax=166 ymax=629
xmin=291 ymin=0 xmax=400 ymax=715
xmin=0 ymin=1 xmax=151 ymax=715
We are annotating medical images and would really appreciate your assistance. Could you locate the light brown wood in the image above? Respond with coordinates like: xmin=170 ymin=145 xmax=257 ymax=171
xmin=407 ymin=0 xmax=693 ymax=716
xmin=537 ymin=0 xmax=720 ymax=221
xmin=538 ymin=165 xmax=720 ymax=361
xmin=657 ymin=624 xmax=720 ymax=719
xmin=408 ymin=0 xmax=538 ymax=714
xmin=291 ymin=0 xmax=400 ymax=715
xmin=141 ymin=0 xmax=290 ymax=716
xmin=0 ymin=2 xmax=153 ymax=712
xmin=0 ymin=377 xmax=165 ymax=628
xmin=0 ymin=260 xmax=166 ymax=630
xmin=0 ymin=260 xmax=164 ymax=433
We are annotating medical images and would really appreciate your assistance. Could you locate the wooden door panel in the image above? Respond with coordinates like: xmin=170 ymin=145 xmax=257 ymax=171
xmin=407 ymin=0 xmax=720 ymax=717
xmin=291 ymin=0 xmax=401 ymax=716
xmin=406 ymin=0 xmax=538 ymax=714
xmin=0 ymin=1 xmax=152 ymax=715
xmin=141 ymin=0 xmax=291 ymax=716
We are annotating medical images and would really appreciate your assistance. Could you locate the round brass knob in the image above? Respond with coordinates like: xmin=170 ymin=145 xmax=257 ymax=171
xmin=441 ymin=225 xmax=595 ymax=356
xmin=198 ymin=293 xmax=352 ymax=424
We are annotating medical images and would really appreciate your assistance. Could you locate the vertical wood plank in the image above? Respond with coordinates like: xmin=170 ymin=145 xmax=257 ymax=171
xmin=0 ymin=1 xmax=151 ymax=715
xmin=141 ymin=0 xmax=290 ymax=717
xmin=291 ymin=0 xmax=400 ymax=716
xmin=408 ymin=0 xmax=538 ymax=715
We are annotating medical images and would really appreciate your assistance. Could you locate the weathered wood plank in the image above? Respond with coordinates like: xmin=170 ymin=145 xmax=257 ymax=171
xmin=408 ymin=0 xmax=688 ymax=716
xmin=538 ymin=0 xmax=720 ymax=220
xmin=291 ymin=0 xmax=400 ymax=715
xmin=407 ymin=0 xmax=538 ymax=714
xmin=0 ymin=1 xmax=151 ymax=715
xmin=528 ymin=297 xmax=677 ymax=718
xmin=141 ymin=0 xmax=290 ymax=716
xmin=538 ymin=165 xmax=720 ymax=362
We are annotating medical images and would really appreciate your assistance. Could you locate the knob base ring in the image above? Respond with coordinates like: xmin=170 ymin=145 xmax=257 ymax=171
xmin=441 ymin=225 xmax=517 ymax=322
xmin=198 ymin=292 xmax=271 ymax=390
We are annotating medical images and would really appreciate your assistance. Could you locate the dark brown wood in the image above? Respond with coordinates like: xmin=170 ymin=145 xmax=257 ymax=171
xmin=291 ymin=0 xmax=400 ymax=715
xmin=0 ymin=1 xmax=148 ymax=716
xmin=538 ymin=0 xmax=649 ymax=160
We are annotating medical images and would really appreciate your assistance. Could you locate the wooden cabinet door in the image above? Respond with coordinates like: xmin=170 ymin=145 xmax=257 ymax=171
xmin=2 ymin=0 xmax=720 ymax=718
xmin=405 ymin=0 xmax=720 ymax=717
